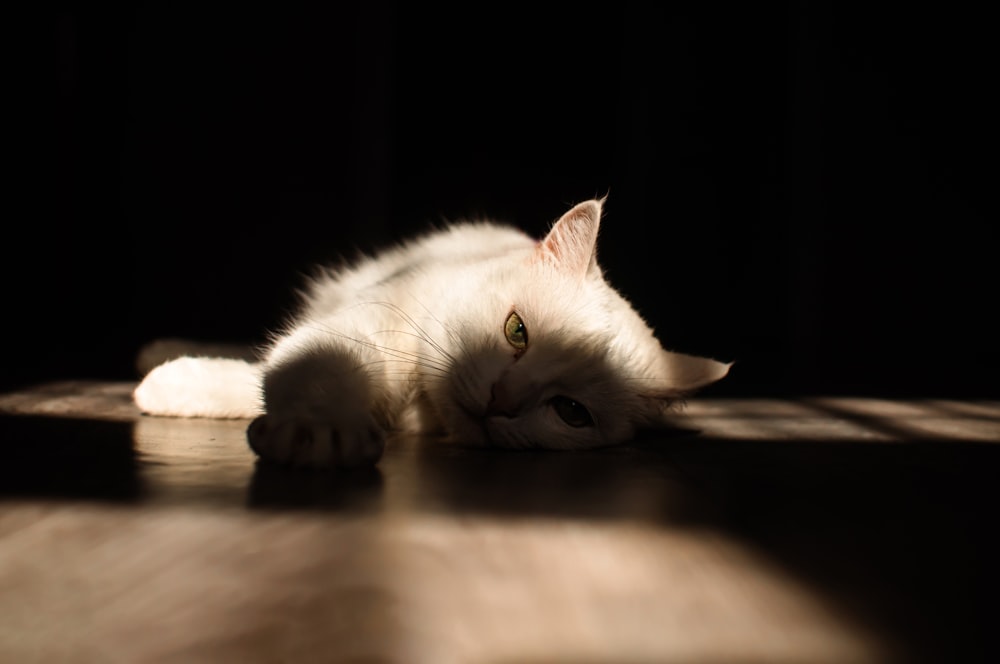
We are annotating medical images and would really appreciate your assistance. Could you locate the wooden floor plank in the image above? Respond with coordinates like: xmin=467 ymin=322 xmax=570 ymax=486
xmin=1 ymin=383 xmax=997 ymax=662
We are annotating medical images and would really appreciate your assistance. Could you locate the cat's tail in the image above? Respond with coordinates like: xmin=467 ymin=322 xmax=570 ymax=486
xmin=133 ymin=356 xmax=264 ymax=419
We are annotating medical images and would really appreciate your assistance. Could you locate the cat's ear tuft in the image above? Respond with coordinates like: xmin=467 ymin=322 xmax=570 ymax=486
xmin=536 ymin=199 xmax=603 ymax=278
xmin=658 ymin=351 xmax=732 ymax=396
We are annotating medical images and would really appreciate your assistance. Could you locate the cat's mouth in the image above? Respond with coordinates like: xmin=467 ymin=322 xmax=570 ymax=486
xmin=452 ymin=400 xmax=495 ymax=446
xmin=453 ymin=401 xmax=539 ymax=450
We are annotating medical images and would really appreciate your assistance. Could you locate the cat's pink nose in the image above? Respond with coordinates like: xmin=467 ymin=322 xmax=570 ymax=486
xmin=486 ymin=382 xmax=515 ymax=418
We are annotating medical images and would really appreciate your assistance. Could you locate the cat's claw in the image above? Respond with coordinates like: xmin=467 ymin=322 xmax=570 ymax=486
xmin=247 ymin=414 xmax=385 ymax=468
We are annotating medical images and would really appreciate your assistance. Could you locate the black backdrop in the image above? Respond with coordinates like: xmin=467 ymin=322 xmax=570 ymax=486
xmin=7 ymin=5 xmax=997 ymax=397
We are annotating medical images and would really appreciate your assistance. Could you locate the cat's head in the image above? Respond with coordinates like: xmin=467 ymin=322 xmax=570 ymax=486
xmin=428 ymin=198 xmax=730 ymax=450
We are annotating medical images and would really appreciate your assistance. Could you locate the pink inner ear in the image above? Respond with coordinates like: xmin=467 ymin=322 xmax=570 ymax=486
xmin=535 ymin=200 xmax=602 ymax=277
xmin=540 ymin=225 xmax=575 ymax=262
xmin=658 ymin=352 xmax=732 ymax=396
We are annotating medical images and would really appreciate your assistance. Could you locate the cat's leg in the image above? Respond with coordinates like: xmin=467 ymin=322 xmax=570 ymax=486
xmin=134 ymin=357 xmax=263 ymax=418
xmin=247 ymin=327 xmax=391 ymax=468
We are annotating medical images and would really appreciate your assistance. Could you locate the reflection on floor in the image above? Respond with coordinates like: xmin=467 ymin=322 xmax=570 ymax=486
xmin=1 ymin=382 xmax=998 ymax=662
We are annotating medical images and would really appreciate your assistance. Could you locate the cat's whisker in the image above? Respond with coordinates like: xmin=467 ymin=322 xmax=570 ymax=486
xmin=398 ymin=294 xmax=465 ymax=358
xmin=363 ymin=344 xmax=451 ymax=373
xmin=363 ymin=360 xmax=449 ymax=379
xmin=366 ymin=300 xmax=457 ymax=364
xmin=299 ymin=321 xmax=452 ymax=374
xmin=364 ymin=328 xmax=454 ymax=368
xmin=303 ymin=301 xmax=457 ymax=370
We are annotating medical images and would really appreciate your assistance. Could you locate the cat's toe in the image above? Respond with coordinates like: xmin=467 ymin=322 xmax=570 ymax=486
xmin=246 ymin=416 xmax=330 ymax=467
xmin=336 ymin=424 xmax=386 ymax=467
xmin=247 ymin=415 xmax=384 ymax=468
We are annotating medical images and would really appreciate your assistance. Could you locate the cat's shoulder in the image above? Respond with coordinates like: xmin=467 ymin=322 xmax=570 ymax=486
xmin=407 ymin=220 xmax=536 ymax=257
xmin=308 ymin=220 xmax=536 ymax=296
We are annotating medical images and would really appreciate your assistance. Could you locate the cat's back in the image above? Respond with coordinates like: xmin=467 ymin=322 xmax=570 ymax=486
xmin=413 ymin=221 xmax=536 ymax=263
xmin=304 ymin=221 xmax=535 ymax=312
xmin=360 ymin=221 xmax=534 ymax=281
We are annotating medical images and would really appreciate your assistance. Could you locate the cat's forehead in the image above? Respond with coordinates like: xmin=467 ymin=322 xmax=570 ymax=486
xmin=516 ymin=274 xmax=638 ymax=334
xmin=495 ymin=256 xmax=664 ymax=373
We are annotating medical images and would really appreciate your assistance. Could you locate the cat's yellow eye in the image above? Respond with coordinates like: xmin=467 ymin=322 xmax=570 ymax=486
xmin=504 ymin=311 xmax=528 ymax=350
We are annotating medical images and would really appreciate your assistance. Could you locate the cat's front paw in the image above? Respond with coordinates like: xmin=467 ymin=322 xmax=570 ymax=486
xmin=247 ymin=414 xmax=385 ymax=468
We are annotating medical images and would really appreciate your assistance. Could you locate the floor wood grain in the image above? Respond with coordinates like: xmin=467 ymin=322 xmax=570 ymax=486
xmin=1 ymin=383 xmax=998 ymax=662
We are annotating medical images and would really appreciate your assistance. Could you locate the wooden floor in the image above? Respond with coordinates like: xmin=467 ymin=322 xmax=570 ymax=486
xmin=1 ymin=382 xmax=998 ymax=663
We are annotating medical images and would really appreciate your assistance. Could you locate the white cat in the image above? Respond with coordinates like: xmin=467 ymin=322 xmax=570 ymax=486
xmin=134 ymin=198 xmax=730 ymax=467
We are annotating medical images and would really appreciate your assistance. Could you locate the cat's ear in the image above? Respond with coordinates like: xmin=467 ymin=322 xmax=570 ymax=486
xmin=535 ymin=199 xmax=603 ymax=278
xmin=657 ymin=350 xmax=732 ymax=396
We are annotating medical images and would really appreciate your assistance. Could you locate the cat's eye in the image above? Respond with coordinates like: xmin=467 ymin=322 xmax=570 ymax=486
xmin=504 ymin=311 xmax=528 ymax=350
xmin=551 ymin=396 xmax=594 ymax=428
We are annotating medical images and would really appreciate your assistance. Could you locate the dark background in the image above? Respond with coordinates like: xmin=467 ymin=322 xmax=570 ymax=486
xmin=7 ymin=4 xmax=997 ymax=397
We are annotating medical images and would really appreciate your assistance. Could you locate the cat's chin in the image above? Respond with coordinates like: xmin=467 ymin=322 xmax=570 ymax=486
xmin=445 ymin=403 xmax=491 ymax=447
xmin=420 ymin=384 xmax=493 ymax=446
xmin=444 ymin=406 xmax=544 ymax=450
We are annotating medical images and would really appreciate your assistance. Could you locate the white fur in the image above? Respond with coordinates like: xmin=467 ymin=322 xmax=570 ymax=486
xmin=134 ymin=357 xmax=263 ymax=419
xmin=134 ymin=199 xmax=730 ymax=467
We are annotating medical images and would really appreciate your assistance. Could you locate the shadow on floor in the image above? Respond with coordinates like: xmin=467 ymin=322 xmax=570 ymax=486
xmin=657 ymin=434 xmax=1000 ymax=664
xmin=407 ymin=432 xmax=1000 ymax=662
xmin=0 ymin=415 xmax=141 ymax=501
xmin=246 ymin=460 xmax=384 ymax=512
xmin=2 ymin=410 xmax=998 ymax=661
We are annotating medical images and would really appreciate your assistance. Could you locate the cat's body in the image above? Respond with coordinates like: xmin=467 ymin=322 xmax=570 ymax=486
xmin=134 ymin=199 xmax=730 ymax=467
